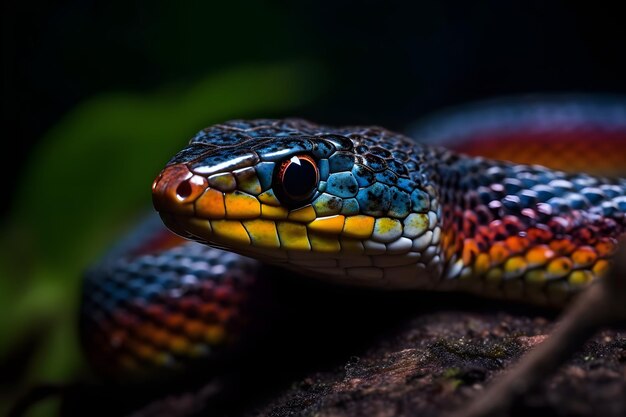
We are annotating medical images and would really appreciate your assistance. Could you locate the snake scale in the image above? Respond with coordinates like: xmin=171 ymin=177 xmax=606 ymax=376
xmin=81 ymin=98 xmax=626 ymax=380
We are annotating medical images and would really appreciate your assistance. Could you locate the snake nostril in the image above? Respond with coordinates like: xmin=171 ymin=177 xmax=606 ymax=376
xmin=176 ymin=180 xmax=193 ymax=200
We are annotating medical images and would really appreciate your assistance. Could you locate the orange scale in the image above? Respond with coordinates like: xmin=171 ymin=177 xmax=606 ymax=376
xmin=441 ymin=226 xmax=454 ymax=240
xmin=184 ymin=320 xmax=206 ymax=339
xmin=462 ymin=239 xmax=480 ymax=265
xmin=450 ymin=230 xmax=464 ymax=245
xmin=574 ymin=227 xmax=596 ymax=245
xmin=525 ymin=245 xmax=555 ymax=267
xmin=527 ymin=226 xmax=553 ymax=243
xmin=164 ymin=313 xmax=186 ymax=329
xmin=462 ymin=210 xmax=479 ymax=236
xmin=445 ymin=244 xmax=458 ymax=261
xmin=195 ymin=188 xmax=226 ymax=219
xmin=546 ymin=257 xmax=574 ymax=279
xmin=571 ymin=246 xmax=598 ymax=268
xmin=595 ymin=239 xmax=617 ymax=257
xmin=225 ymin=191 xmax=261 ymax=218
xmin=150 ymin=328 xmax=171 ymax=348
xmin=441 ymin=230 xmax=454 ymax=248
xmin=478 ymin=225 xmax=495 ymax=241
xmin=488 ymin=241 xmax=510 ymax=266
xmin=505 ymin=235 xmax=530 ymax=254
xmin=549 ymin=239 xmax=577 ymax=256
xmin=593 ymin=259 xmax=610 ymax=277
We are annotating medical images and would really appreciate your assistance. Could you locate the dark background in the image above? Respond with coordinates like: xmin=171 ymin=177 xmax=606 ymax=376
xmin=2 ymin=1 xmax=626 ymax=415
xmin=4 ymin=0 xmax=626 ymax=206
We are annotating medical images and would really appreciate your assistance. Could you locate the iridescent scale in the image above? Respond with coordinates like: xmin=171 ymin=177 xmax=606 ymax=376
xmin=157 ymin=119 xmax=625 ymax=296
xmin=83 ymin=108 xmax=626 ymax=378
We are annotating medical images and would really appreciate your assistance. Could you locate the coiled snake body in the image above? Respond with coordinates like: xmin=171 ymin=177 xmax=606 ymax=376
xmin=81 ymin=99 xmax=626 ymax=378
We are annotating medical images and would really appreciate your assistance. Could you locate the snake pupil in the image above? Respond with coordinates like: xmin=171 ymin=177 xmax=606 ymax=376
xmin=278 ymin=155 xmax=319 ymax=203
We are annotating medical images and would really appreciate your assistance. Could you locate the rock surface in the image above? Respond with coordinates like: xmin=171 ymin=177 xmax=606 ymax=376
xmin=58 ymin=276 xmax=626 ymax=417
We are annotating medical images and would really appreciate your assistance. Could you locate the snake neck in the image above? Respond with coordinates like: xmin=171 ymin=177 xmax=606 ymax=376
xmin=150 ymin=118 xmax=625 ymax=302
xmin=429 ymin=149 xmax=626 ymax=302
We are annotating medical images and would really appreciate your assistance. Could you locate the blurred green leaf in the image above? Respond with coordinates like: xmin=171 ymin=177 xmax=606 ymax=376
xmin=12 ymin=62 xmax=323 ymax=270
xmin=0 ymin=61 xmax=324 ymax=397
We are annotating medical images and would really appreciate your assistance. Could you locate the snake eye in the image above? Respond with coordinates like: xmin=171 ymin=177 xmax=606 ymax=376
xmin=276 ymin=155 xmax=319 ymax=206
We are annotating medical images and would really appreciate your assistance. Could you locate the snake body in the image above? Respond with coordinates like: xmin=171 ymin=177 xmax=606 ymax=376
xmin=81 ymin=100 xmax=626 ymax=378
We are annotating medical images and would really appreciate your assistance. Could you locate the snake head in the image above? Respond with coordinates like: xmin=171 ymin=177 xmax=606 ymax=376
xmin=152 ymin=119 xmax=443 ymax=288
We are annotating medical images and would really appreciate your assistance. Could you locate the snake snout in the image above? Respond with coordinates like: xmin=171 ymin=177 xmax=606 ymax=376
xmin=152 ymin=163 xmax=208 ymax=215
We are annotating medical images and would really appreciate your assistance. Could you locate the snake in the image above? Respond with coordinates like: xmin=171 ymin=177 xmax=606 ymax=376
xmin=80 ymin=97 xmax=626 ymax=380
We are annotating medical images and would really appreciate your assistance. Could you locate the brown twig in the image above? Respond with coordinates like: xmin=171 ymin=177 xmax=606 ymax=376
xmin=447 ymin=240 xmax=626 ymax=417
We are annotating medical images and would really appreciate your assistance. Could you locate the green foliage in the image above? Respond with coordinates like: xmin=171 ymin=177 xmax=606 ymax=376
xmin=0 ymin=62 xmax=323 ymax=414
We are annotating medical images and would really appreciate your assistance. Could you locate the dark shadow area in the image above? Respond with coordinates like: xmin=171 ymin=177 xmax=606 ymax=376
xmin=51 ymin=268 xmax=558 ymax=417
xmin=4 ymin=1 xmax=626 ymax=211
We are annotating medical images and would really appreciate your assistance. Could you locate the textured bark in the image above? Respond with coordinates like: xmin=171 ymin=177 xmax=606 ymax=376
xmin=60 ymin=282 xmax=626 ymax=417
xmin=245 ymin=311 xmax=626 ymax=417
